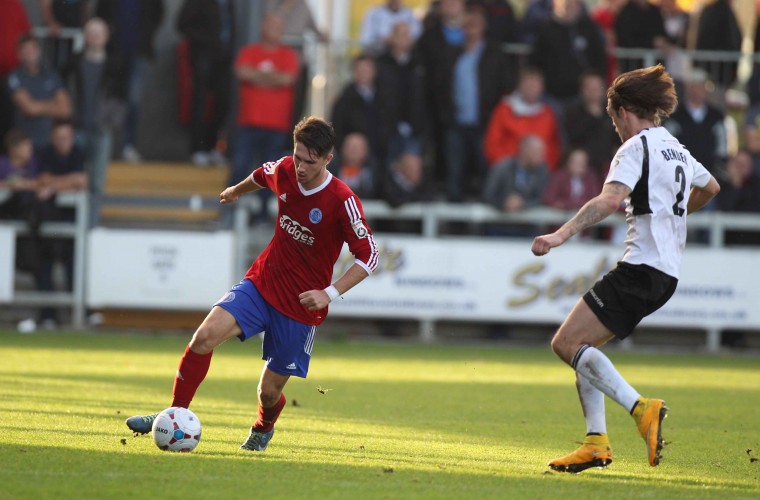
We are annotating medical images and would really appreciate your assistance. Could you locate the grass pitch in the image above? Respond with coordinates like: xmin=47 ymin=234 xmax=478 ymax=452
xmin=0 ymin=331 xmax=758 ymax=499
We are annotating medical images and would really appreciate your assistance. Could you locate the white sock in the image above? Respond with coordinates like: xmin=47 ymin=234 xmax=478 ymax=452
xmin=576 ymin=372 xmax=607 ymax=435
xmin=572 ymin=345 xmax=640 ymax=413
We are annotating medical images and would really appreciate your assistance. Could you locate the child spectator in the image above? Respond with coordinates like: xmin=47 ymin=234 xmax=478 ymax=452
xmin=542 ymin=147 xmax=600 ymax=210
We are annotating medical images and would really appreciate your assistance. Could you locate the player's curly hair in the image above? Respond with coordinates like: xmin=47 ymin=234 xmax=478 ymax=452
xmin=293 ymin=116 xmax=335 ymax=159
xmin=607 ymin=64 xmax=677 ymax=126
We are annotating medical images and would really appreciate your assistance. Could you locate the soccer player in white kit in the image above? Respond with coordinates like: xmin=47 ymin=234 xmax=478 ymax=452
xmin=531 ymin=65 xmax=721 ymax=473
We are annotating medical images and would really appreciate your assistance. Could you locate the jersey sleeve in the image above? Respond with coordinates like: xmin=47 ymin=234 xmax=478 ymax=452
xmin=605 ymin=137 xmax=643 ymax=189
xmin=251 ymin=156 xmax=287 ymax=191
xmin=339 ymin=194 xmax=379 ymax=275
xmin=690 ymin=157 xmax=712 ymax=189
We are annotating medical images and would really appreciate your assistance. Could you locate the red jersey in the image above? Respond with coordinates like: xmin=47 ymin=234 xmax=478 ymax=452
xmin=246 ymin=156 xmax=378 ymax=325
xmin=235 ymin=43 xmax=299 ymax=131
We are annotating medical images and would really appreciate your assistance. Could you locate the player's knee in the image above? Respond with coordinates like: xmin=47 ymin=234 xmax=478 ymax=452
xmin=188 ymin=325 xmax=220 ymax=354
xmin=258 ymin=386 xmax=281 ymax=408
xmin=550 ymin=333 xmax=573 ymax=364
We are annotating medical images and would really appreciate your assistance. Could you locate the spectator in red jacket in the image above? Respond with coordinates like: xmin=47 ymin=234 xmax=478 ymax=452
xmin=484 ymin=66 xmax=561 ymax=170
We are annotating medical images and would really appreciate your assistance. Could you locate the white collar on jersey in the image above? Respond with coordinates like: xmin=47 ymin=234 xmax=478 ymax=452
xmin=299 ymin=171 xmax=333 ymax=196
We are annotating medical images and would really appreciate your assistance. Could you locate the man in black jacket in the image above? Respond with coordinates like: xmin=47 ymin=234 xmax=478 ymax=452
xmin=178 ymin=0 xmax=234 ymax=166
xmin=375 ymin=22 xmax=426 ymax=164
xmin=529 ymin=0 xmax=606 ymax=101
xmin=330 ymin=54 xmax=390 ymax=174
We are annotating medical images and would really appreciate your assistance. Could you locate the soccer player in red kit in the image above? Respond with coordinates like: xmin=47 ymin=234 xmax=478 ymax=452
xmin=126 ymin=116 xmax=379 ymax=451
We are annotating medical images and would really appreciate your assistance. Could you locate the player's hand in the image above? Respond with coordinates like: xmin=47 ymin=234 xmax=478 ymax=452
xmin=299 ymin=289 xmax=331 ymax=311
xmin=531 ymin=233 xmax=565 ymax=256
xmin=219 ymin=187 xmax=239 ymax=204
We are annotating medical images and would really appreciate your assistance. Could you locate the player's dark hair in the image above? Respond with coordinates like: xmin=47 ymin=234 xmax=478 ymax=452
xmin=4 ymin=128 xmax=31 ymax=150
xmin=293 ymin=116 xmax=335 ymax=159
xmin=607 ymin=64 xmax=677 ymax=126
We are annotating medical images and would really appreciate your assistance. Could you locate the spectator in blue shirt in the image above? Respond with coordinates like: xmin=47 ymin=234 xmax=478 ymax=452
xmin=8 ymin=35 xmax=72 ymax=152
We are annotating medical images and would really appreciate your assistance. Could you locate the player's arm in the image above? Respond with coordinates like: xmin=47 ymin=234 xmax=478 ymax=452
xmin=219 ymin=173 xmax=262 ymax=204
xmin=531 ymin=181 xmax=630 ymax=256
xmin=299 ymin=263 xmax=370 ymax=312
xmin=687 ymin=175 xmax=720 ymax=214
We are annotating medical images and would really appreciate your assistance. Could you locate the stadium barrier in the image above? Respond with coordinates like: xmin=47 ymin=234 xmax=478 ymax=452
xmin=2 ymin=191 xmax=760 ymax=350
xmin=0 ymin=189 xmax=89 ymax=327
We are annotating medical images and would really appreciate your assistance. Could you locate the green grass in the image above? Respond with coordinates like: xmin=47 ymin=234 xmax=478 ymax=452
xmin=0 ymin=331 xmax=758 ymax=499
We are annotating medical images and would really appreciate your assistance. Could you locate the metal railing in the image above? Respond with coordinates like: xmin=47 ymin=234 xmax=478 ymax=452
xmin=0 ymin=189 xmax=88 ymax=328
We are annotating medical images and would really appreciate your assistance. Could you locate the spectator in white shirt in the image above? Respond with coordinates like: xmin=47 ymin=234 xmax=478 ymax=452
xmin=360 ymin=0 xmax=421 ymax=55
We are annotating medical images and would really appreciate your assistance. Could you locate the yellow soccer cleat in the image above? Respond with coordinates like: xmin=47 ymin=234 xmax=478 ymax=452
xmin=632 ymin=397 xmax=668 ymax=466
xmin=548 ymin=434 xmax=613 ymax=473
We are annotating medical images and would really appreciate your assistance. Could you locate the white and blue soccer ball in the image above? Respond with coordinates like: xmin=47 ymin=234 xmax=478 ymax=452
xmin=152 ymin=407 xmax=202 ymax=452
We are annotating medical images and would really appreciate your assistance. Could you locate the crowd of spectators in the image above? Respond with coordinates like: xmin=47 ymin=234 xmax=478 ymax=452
xmin=2 ymin=0 xmax=760 ymax=330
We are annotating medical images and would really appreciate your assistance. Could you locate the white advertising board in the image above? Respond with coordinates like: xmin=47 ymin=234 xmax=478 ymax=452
xmin=87 ymin=228 xmax=236 ymax=309
xmin=330 ymin=237 xmax=760 ymax=330
xmin=0 ymin=226 xmax=15 ymax=302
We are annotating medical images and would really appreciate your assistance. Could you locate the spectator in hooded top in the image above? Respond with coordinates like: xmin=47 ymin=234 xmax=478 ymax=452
xmin=484 ymin=66 xmax=561 ymax=171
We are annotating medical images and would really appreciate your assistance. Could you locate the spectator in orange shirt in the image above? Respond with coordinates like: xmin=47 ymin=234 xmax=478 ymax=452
xmin=484 ymin=66 xmax=561 ymax=170
xmin=230 ymin=14 xmax=299 ymax=187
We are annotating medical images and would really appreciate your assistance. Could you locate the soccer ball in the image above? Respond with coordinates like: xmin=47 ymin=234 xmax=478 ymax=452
xmin=152 ymin=407 xmax=202 ymax=452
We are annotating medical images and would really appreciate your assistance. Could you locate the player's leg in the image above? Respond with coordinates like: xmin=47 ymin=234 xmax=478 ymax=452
xmin=240 ymin=311 xmax=316 ymax=452
xmin=125 ymin=306 xmax=243 ymax=434
xmin=553 ymin=297 xmax=666 ymax=467
xmin=240 ymin=367 xmax=290 ymax=451
xmin=126 ymin=280 xmax=265 ymax=435
xmin=548 ymin=299 xmax=617 ymax=472
xmin=171 ymin=305 xmax=242 ymax=407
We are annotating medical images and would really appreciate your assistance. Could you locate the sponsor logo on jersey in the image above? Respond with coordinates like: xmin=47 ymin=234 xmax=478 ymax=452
xmin=309 ymin=208 xmax=322 ymax=224
xmin=279 ymin=193 xmax=287 ymax=203
xmin=351 ymin=220 xmax=368 ymax=239
xmin=279 ymin=215 xmax=316 ymax=245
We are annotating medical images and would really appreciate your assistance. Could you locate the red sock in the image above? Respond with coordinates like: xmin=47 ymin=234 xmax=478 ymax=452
xmin=253 ymin=393 xmax=286 ymax=433
xmin=171 ymin=346 xmax=213 ymax=408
